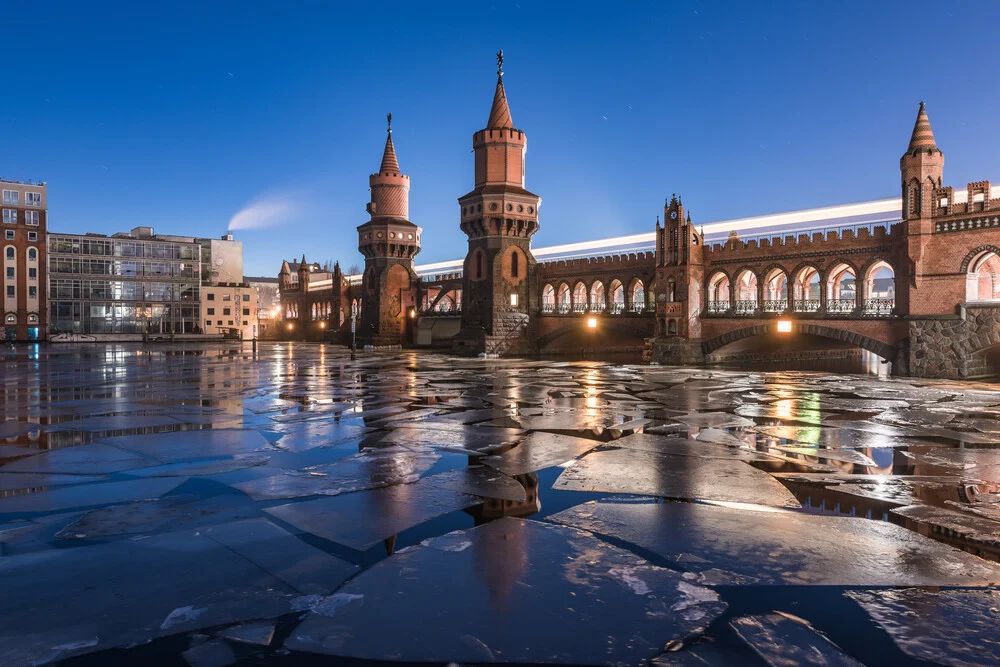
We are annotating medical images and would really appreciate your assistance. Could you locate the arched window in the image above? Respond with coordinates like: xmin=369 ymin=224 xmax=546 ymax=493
xmin=27 ymin=248 xmax=37 ymax=261
xmin=572 ymin=282 xmax=587 ymax=312
xmin=4 ymin=314 xmax=15 ymax=325
xmin=666 ymin=277 xmax=676 ymax=302
xmin=556 ymin=283 xmax=571 ymax=313
xmin=630 ymin=279 xmax=645 ymax=312
xmin=763 ymin=268 xmax=788 ymax=312
xmin=865 ymin=261 xmax=895 ymax=316
xmin=541 ymin=284 xmax=555 ymax=312
xmin=967 ymin=251 xmax=1000 ymax=302
xmin=707 ymin=272 xmax=731 ymax=313
xmin=5 ymin=248 xmax=13 ymax=260
xmin=477 ymin=252 xmax=485 ymax=280
xmin=907 ymin=180 xmax=920 ymax=217
xmin=827 ymin=264 xmax=857 ymax=313
xmin=734 ymin=270 xmax=758 ymax=315
xmin=792 ymin=266 xmax=821 ymax=312
xmin=589 ymin=282 xmax=605 ymax=312
xmin=510 ymin=251 xmax=519 ymax=278
xmin=609 ymin=280 xmax=625 ymax=314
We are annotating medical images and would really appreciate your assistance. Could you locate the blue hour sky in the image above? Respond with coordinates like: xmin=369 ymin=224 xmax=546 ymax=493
xmin=4 ymin=0 xmax=999 ymax=276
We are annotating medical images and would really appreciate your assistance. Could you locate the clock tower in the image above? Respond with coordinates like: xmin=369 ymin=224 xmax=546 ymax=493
xmin=452 ymin=51 xmax=541 ymax=356
xmin=654 ymin=194 xmax=704 ymax=356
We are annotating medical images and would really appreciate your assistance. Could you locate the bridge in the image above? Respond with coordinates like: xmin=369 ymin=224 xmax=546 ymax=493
xmin=276 ymin=57 xmax=1000 ymax=379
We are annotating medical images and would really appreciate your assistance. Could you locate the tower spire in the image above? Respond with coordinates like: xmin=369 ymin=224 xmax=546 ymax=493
xmin=907 ymin=101 xmax=938 ymax=153
xmin=487 ymin=50 xmax=514 ymax=129
xmin=379 ymin=112 xmax=400 ymax=173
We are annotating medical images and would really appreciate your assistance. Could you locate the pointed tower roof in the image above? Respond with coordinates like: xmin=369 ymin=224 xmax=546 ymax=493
xmin=907 ymin=101 xmax=938 ymax=152
xmin=300 ymin=254 xmax=307 ymax=266
xmin=279 ymin=260 xmax=290 ymax=275
xmin=380 ymin=112 xmax=400 ymax=173
xmin=487 ymin=50 xmax=514 ymax=129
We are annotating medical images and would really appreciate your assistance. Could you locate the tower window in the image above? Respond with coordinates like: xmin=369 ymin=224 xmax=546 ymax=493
xmin=511 ymin=251 xmax=519 ymax=277
xmin=477 ymin=252 xmax=484 ymax=280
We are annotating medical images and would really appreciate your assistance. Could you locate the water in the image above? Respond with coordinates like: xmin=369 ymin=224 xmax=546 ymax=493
xmin=0 ymin=342 xmax=998 ymax=666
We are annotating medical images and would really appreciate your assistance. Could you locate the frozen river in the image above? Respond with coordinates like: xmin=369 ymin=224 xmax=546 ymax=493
xmin=1 ymin=342 xmax=999 ymax=666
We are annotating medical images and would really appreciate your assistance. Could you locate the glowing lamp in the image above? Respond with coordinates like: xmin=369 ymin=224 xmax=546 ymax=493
xmin=319 ymin=321 xmax=326 ymax=329
xmin=776 ymin=320 xmax=792 ymax=333
xmin=587 ymin=317 xmax=598 ymax=329
xmin=287 ymin=323 xmax=294 ymax=330
xmin=409 ymin=308 xmax=417 ymax=319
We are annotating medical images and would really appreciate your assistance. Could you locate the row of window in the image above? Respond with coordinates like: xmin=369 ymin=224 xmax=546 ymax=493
xmin=5 ymin=267 xmax=37 ymax=280
xmin=5 ymin=230 xmax=39 ymax=241
xmin=206 ymin=293 xmax=251 ymax=301
xmin=49 ymin=279 xmax=199 ymax=302
xmin=205 ymin=320 xmax=250 ymax=327
xmin=50 ymin=237 xmax=199 ymax=260
xmin=50 ymin=257 xmax=198 ymax=279
xmin=205 ymin=308 xmax=251 ymax=316
xmin=6 ymin=285 xmax=37 ymax=298
xmin=3 ymin=209 xmax=40 ymax=225
xmin=5 ymin=247 xmax=38 ymax=260
xmin=2 ymin=190 xmax=41 ymax=206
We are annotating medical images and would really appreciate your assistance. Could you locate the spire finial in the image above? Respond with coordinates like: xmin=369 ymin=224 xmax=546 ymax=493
xmin=907 ymin=101 xmax=938 ymax=153
xmin=496 ymin=49 xmax=504 ymax=75
xmin=387 ymin=112 xmax=392 ymax=133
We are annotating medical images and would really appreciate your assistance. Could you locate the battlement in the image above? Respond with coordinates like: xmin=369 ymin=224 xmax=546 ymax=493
xmin=537 ymin=251 xmax=656 ymax=276
xmin=703 ymin=223 xmax=905 ymax=258
xmin=932 ymin=180 xmax=999 ymax=218
xmin=474 ymin=128 xmax=526 ymax=144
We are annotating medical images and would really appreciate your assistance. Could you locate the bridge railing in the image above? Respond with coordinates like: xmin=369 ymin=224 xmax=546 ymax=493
xmin=826 ymin=299 xmax=855 ymax=314
xmin=762 ymin=299 xmax=788 ymax=313
xmin=706 ymin=301 xmax=729 ymax=314
xmin=793 ymin=299 xmax=821 ymax=313
xmin=541 ymin=303 xmax=555 ymax=313
xmin=862 ymin=298 xmax=895 ymax=317
xmin=703 ymin=297 xmax=897 ymax=318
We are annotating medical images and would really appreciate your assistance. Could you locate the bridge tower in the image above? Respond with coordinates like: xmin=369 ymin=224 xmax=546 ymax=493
xmin=656 ymin=195 xmax=704 ymax=338
xmin=901 ymin=102 xmax=944 ymax=291
xmin=453 ymin=51 xmax=541 ymax=356
xmin=357 ymin=114 xmax=421 ymax=346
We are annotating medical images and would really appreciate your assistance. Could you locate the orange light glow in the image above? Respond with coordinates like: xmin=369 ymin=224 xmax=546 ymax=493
xmin=777 ymin=320 xmax=792 ymax=333
xmin=587 ymin=317 xmax=597 ymax=329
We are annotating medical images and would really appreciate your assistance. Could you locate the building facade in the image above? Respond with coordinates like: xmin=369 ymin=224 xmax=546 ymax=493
xmin=48 ymin=227 xmax=201 ymax=334
xmin=1 ymin=179 xmax=47 ymax=341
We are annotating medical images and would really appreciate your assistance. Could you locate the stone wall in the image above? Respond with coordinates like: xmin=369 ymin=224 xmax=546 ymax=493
xmin=908 ymin=305 xmax=1000 ymax=378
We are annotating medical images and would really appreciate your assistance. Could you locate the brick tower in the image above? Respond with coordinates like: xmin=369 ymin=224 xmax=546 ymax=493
xmin=453 ymin=51 xmax=541 ymax=356
xmin=652 ymin=195 xmax=704 ymax=362
xmin=901 ymin=102 xmax=944 ymax=292
xmin=357 ymin=114 xmax=421 ymax=346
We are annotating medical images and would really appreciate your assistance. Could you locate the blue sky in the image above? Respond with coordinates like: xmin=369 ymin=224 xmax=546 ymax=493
xmin=4 ymin=1 xmax=999 ymax=276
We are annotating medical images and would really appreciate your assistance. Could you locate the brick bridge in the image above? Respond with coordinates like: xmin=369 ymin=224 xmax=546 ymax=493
xmin=277 ymin=57 xmax=1000 ymax=379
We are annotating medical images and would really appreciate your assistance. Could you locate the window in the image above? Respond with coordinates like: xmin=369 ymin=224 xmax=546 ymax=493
xmin=24 ymin=211 xmax=38 ymax=226
xmin=227 ymin=320 xmax=233 ymax=326
xmin=5 ymin=248 xmax=12 ymax=259
xmin=5 ymin=268 xmax=12 ymax=279
xmin=27 ymin=248 xmax=36 ymax=261
xmin=28 ymin=286 xmax=36 ymax=298
xmin=510 ymin=293 xmax=518 ymax=307
xmin=5 ymin=230 xmax=13 ymax=240
xmin=2 ymin=190 xmax=19 ymax=205
xmin=223 ymin=307 xmax=231 ymax=316
xmin=242 ymin=294 xmax=250 ymax=302
xmin=242 ymin=308 xmax=249 ymax=316
xmin=511 ymin=251 xmax=519 ymax=277
xmin=26 ymin=192 xmax=40 ymax=206
xmin=243 ymin=320 xmax=248 ymax=325
xmin=207 ymin=293 xmax=215 ymax=301
xmin=27 ymin=232 xmax=36 ymax=242
xmin=2 ymin=209 xmax=15 ymax=224
xmin=207 ymin=307 xmax=215 ymax=315
xmin=6 ymin=286 xmax=13 ymax=298
xmin=205 ymin=320 xmax=212 ymax=326
xmin=4 ymin=313 xmax=14 ymax=324
xmin=223 ymin=294 xmax=231 ymax=301
xmin=28 ymin=268 xmax=36 ymax=280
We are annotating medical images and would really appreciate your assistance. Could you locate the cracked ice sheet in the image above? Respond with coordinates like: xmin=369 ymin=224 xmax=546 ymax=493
xmin=44 ymin=414 xmax=184 ymax=433
xmin=125 ymin=454 xmax=271 ymax=477
xmin=730 ymin=612 xmax=862 ymax=667
xmin=0 ymin=527 xmax=326 ymax=666
xmin=0 ymin=443 xmax=157 ymax=475
xmin=423 ymin=466 xmax=527 ymax=502
xmin=264 ymin=477 xmax=480 ymax=551
xmin=608 ymin=433 xmax=781 ymax=462
xmin=549 ymin=500 xmax=1000 ymax=586
xmin=102 ymin=429 xmax=276 ymax=463
xmin=554 ymin=448 xmax=801 ymax=508
xmin=379 ymin=424 xmax=525 ymax=453
xmin=673 ymin=412 xmax=755 ymax=429
xmin=0 ymin=477 xmax=187 ymax=515
xmin=232 ymin=446 xmax=440 ymax=501
xmin=284 ymin=518 xmax=726 ymax=664
xmin=756 ymin=424 xmax=903 ymax=449
xmin=846 ymin=589 xmax=1000 ymax=667
xmin=54 ymin=494 xmax=260 ymax=540
xmin=482 ymin=432 xmax=602 ymax=476
xmin=265 ymin=422 xmax=369 ymax=452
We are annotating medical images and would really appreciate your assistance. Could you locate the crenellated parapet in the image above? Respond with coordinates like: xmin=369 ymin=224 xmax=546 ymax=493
xmin=537 ymin=251 xmax=656 ymax=278
xmin=702 ymin=223 xmax=906 ymax=259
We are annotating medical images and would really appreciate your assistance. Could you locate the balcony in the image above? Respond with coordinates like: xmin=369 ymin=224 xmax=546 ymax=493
xmin=706 ymin=301 xmax=729 ymax=314
xmin=762 ymin=299 xmax=788 ymax=314
xmin=734 ymin=300 xmax=757 ymax=316
xmin=793 ymin=299 xmax=821 ymax=313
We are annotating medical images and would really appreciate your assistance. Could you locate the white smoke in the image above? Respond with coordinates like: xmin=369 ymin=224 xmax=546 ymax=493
xmin=228 ymin=191 xmax=304 ymax=231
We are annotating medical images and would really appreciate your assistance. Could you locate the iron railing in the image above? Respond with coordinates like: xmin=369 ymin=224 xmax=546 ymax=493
xmin=541 ymin=303 xmax=555 ymax=313
xmin=793 ymin=299 xmax=821 ymax=313
xmin=734 ymin=300 xmax=757 ymax=316
xmin=610 ymin=302 xmax=626 ymax=315
xmin=706 ymin=301 xmax=730 ymax=314
xmin=826 ymin=298 xmax=856 ymax=314
xmin=862 ymin=298 xmax=895 ymax=317
xmin=762 ymin=299 xmax=788 ymax=313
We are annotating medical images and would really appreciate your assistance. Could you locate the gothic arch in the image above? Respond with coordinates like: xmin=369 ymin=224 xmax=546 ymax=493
xmin=701 ymin=323 xmax=897 ymax=360
xmin=860 ymin=256 xmax=897 ymax=279
xmin=960 ymin=245 xmax=1000 ymax=273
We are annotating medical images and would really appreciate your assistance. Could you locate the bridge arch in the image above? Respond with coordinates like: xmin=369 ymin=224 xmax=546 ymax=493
xmin=960 ymin=244 xmax=1000 ymax=273
xmin=706 ymin=270 xmax=732 ymax=310
xmin=589 ymin=281 xmax=606 ymax=311
xmin=701 ymin=322 xmax=897 ymax=360
xmin=538 ymin=318 xmax=653 ymax=349
xmin=790 ymin=263 xmax=822 ymax=305
xmin=964 ymin=247 xmax=1000 ymax=302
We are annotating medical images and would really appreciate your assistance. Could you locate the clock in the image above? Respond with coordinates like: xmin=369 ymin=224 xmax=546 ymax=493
xmin=670 ymin=211 xmax=678 ymax=220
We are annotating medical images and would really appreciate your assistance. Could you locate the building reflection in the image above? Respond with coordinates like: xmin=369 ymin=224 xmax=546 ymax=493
xmin=466 ymin=473 xmax=540 ymax=524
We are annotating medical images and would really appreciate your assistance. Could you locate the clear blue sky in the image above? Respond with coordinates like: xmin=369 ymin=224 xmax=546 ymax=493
xmin=5 ymin=1 xmax=999 ymax=276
